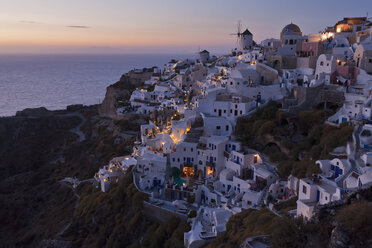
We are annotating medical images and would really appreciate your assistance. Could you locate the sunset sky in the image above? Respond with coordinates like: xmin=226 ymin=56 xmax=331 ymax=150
xmin=1 ymin=0 xmax=371 ymax=54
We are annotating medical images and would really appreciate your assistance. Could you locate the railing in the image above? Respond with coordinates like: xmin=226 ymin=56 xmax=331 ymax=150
xmin=206 ymin=161 xmax=216 ymax=167
xmin=183 ymin=162 xmax=193 ymax=167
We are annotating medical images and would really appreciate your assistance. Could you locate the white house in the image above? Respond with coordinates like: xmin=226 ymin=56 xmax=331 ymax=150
xmin=359 ymin=124 xmax=372 ymax=150
xmin=296 ymin=176 xmax=341 ymax=221
xmin=316 ymin=158 xmax=351 ymax=181
xmin=95 ymin=155 xmax=137 ymax=192
xmin=196 ymin=136 xmax=229 ymax=178
xmin=202 ymin=116 xmax=233 ymax=137
xmin=312 ymin=54 xmax=338 ymax=85
xmin=354 ymin=43 xmax=372 ymax=74
xmin=136 ymin=151 xmax=167 ymax=190
xmin=170 ymin=142 xmax=198 ymax=171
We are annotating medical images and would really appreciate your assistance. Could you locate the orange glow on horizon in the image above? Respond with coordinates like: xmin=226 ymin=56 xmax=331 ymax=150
xmin=0 ymin=20 xmax=230 ymax=50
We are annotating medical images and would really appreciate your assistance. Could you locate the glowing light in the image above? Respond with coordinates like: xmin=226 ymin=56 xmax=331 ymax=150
xmin=183 ymin=167 xmax=195 ymax=177
xmin=206 ymin=166 xmax=214 ymax=176
xmin=336 ymin=27 xmax=341 ymax=33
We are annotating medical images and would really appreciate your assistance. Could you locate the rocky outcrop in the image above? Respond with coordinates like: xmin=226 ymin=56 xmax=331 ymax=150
xmin=16 ymin=107 xmax=53 ymax=116
xmin=98 ymin=72 xmax=150 ymax=119
xmin=98 ymin=85 xmax=130 ymax=119
xmin=329 ymin=225 xmax=351 ymax=248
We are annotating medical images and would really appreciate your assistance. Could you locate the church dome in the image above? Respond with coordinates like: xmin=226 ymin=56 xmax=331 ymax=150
xmin=280 ymin=23 xmax=302 ymax=41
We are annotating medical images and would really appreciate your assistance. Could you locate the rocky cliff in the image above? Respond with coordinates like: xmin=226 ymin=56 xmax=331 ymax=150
xmin=98 ymin=71 xmax=152 ymax=119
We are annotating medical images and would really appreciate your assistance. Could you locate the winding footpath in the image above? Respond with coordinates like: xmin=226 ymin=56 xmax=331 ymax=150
xmin=56 ymin=178 xmax=94 ymax=237
xmin=60 ymin=112 xmax=86 ymax=142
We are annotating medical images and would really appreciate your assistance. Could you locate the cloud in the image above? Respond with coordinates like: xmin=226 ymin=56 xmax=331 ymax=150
xmin=19 ymin=20 xmax=40 ymax=24
xmin=67 ymin=25 xmax=90 ymax=29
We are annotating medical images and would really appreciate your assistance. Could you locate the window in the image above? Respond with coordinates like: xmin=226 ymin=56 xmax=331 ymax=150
xmin=214 ymin=109 xmax=216 ymax=112
xmin=224 ymin=109 xmax=226 ymax=113
xmin=216 ymin=126 xmax=221 ymax=130
xmin=320 ymin=61 xmax=324 ymax=66
xmin=184 ymin=147 xmax=186 ymax=152
xmin=240 ymin=110 xmax=242 ymax=114
xmin=303 ymin=185 xmax=307 ymax=194
xmin=226 ymin=125 xmax=229 ymax=131
xmin=327 ymin=63 xmax=329 ymax=66
xmin=172 ymin=158 xmax=175 ymax=162
xmin=191 ymin=148 xmax=193 ymax=152
xmin=177 ymin=158 xmax=180 ymax=162
xmin=369 ymin=59 xmax=372 ymax=63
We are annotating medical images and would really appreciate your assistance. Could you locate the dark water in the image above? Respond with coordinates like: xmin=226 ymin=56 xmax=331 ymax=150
xmin=0 ymin=54 xmax=192 ymax=116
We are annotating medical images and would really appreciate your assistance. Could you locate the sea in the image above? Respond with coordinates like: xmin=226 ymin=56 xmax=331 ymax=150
xmin=0 ymin=54 xmax=193 ymax=117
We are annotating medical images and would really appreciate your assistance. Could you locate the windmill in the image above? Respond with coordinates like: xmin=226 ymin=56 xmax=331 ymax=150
xmin=230 ymin=20 xmax=243 ymax=50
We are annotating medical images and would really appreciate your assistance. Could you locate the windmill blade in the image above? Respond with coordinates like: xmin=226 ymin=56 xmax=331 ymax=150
xmin=237 ymin=20 xmax=242 ymax=36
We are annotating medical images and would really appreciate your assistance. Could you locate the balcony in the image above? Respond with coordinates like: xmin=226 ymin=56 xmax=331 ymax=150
xmin=224 ymin=151 xmax=230 ymax=158
xmin=197 ymin=143 xmax=207 ymax=150
xmin=206 ymin=161 xmax=216 ymax=167
xmin=183 ymin=162 xmax=194 ymax=167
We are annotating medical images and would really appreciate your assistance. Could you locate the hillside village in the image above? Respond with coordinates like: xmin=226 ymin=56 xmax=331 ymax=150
xmin=94 ymin=17 xmax=372 ymax=247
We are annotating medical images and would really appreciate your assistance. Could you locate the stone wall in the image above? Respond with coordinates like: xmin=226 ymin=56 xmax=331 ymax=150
xmin=296 ymin=56 xmax=318 ymax=69
xmin=256 ymin=63 xmax=279 ymax=85
xmin=143 ymin=201 xmax=188 ymax=223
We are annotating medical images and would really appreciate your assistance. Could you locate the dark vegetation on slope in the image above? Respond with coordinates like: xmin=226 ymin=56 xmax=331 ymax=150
xmin=207 ymin=188 xmax=372 ymax=248
xmin=0 ymin=95 xmax=363 ymax=248
xmin=235 ymin=101 xmax=353 ymax=179
xmin=0 ymin=105 xmax=182 ymax=247
xmin=207 ymin=101 xmax=369 ymax=248
xmin=64 ymin=168 xmax=189 ymax=248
